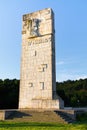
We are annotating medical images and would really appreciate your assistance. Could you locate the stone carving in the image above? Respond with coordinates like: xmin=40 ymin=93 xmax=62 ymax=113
xmin=29 ymin=83 xmax=33 ymax=87
xmin=40 ymin=82 xmax=44 ymax=90
xmin=31 ymin=50 xmax=37 ymax=56
xmin=28 ymin=19 xmax=39 ymax=37
xmin=22 ymin=18 xmax=39 ymax=37
xmin=38 ymin=64 xmax=47 ymax=72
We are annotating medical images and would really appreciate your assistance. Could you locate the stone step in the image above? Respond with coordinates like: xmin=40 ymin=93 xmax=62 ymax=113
xmin=6 ymin=110 xmax=67 ymax=123
xmin=6 ymin=110 xmax=75 ymax=124
xmin=54 ymin=111 xmax=75 ymax=124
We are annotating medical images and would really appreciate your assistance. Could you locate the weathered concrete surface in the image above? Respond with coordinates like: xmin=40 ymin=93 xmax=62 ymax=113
xmin=19 ymin=8 xmax=64 ymax=109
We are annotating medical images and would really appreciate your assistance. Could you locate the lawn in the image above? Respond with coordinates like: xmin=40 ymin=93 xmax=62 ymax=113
xmin=0 ymin=121 xmax=87 ymax=130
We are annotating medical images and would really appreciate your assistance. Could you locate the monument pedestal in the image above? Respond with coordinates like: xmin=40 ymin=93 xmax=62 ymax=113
xmin=19 ymin=98 xmax=64 ymax=109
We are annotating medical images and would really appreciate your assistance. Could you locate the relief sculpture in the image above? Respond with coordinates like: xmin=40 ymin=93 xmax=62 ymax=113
xmin=28 ymin=19 xmax=39 ymax=38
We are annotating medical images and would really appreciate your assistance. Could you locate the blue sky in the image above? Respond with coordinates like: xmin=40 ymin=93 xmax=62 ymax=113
xmin=0 ymin=0 xmax=87 ymax=82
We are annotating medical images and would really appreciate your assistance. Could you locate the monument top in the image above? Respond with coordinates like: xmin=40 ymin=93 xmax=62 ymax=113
xmin=22 ymin=8 xmax=54 ymax=39
xmin=23 ymin=8 xmax=53 ymax=14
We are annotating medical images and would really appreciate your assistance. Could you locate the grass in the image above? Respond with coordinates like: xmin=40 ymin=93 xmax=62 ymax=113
xmin=0 ymin=121 xmax=87 ymax=130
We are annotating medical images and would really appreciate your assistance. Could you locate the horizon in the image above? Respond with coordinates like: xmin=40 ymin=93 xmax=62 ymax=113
xmin=0 ymin=77 xmax=87 ymax=83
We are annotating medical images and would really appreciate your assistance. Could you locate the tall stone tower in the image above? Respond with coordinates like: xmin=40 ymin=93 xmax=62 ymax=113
xmin=19 ymin=8 xmax=64 ymax=109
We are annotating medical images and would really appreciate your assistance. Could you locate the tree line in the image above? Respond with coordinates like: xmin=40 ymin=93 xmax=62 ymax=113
xmin=56 ymin=78 xmax=87 ymax=107
xmin=0 ymin=78 xmax=87 ymax=109
xmin=0 ymin=79 xmax=19 ymax=109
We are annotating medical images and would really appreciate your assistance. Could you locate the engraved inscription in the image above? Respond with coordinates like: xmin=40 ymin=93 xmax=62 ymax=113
xmin=28 ymin=37 xmax=51 ymax=46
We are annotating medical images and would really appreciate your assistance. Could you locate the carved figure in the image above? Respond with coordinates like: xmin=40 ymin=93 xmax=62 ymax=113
xmin=28 ymin=19 xmax=39 ymax=37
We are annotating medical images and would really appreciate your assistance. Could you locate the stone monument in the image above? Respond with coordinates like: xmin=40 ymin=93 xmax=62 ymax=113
xmin=19 ymin=8 xmax=64 ymax=109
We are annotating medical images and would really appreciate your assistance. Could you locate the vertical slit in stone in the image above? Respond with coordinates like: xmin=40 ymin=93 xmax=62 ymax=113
xmin=40 ymin=82 xmax=44 ymax=90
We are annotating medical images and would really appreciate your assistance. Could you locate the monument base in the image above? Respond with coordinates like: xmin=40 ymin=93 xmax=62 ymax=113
xmin=19 ymin=96 xmax=64 ymax=109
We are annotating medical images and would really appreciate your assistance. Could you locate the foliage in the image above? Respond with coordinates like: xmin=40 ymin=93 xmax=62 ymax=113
xmin=0 ymin=79 xmax=19 ymax=109
xmin=56 ymin=78 xmax=87 ymax=107
xmin=76 ymin=112 xmax=87 ymax=121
